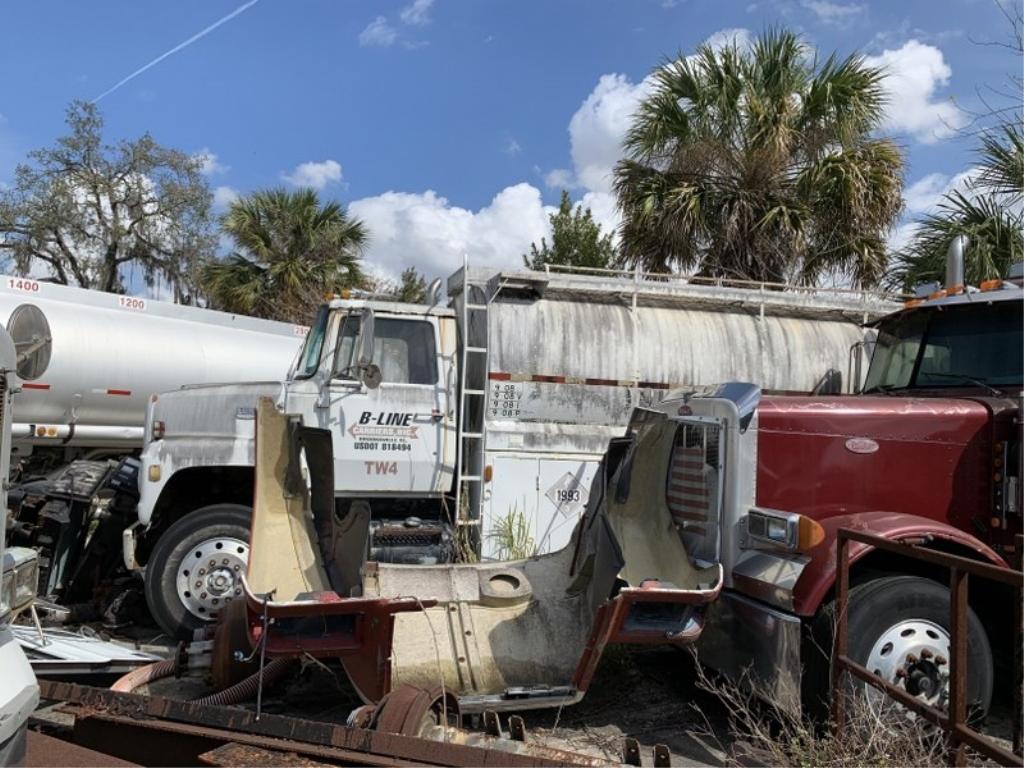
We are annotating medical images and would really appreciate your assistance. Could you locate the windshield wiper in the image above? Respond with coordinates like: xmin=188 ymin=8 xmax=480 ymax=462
xmin=919 ymin=372 xmax=1005 ymax=397
xmin=862 ymin=384 xmax=904 ymax=396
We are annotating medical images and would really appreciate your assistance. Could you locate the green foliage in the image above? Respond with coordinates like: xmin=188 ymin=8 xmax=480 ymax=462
xmin=887 ymin=120 xmax=1024 ymax=291
xmin=614 ymin=29 xmax=904 ymax=288
xmin=0 ymin=100 xmax=214 ymax=299
xmin=488 ymin=504 xmax=535 ymax=561
xmin=523 ymin=190 xmax=617 ymax=270
xmin=202 ymin=188 xmax=367 ymax=323
xmin=396 ymin=266 xmax=428 ymax=303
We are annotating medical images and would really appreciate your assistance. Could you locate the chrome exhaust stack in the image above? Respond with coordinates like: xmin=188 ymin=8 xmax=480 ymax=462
xmin=945 ymin=235 xmax=968 ymax=292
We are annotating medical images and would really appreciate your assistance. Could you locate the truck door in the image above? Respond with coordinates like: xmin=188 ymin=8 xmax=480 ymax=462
xmin=325 ymin=311 xmax=449 ymax=495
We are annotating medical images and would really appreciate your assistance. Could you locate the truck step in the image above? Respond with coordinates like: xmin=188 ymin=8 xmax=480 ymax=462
xmin=463 ymin=389 xmax=486 ymax=396
xmin=461 ymin=431 xmax=484 ymax=438
xmin=460 ymin=475 xmax=482 ymax=482
xmin=465 ymin=346 xmax=487 ymax=354
xmin=465 ymin=303 xmax=488 ymax=311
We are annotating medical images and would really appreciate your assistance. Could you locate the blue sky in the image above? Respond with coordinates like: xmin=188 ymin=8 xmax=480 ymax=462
xmin=0 ymin=0 xmax=1018 ymax=284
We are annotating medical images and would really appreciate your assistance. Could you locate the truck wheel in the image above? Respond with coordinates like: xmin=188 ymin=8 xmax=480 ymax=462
xmin=838 ymin=575 xmax=993 ymax=722
xmin=144 ymin=504 xmax=251 ymax=640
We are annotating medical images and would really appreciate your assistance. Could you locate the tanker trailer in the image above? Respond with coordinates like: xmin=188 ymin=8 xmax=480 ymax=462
xmin=137 ymin=263 xmax=902 ymax=638
xmin=0 ymin=275 xmax=306 ymax=611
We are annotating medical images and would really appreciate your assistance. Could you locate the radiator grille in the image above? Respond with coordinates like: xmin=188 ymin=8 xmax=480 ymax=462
xmin=666 ymin=421 xmax=721 ymax=561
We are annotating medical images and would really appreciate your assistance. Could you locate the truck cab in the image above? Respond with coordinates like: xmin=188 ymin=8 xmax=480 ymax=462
xmin=685 ymin=255 xmax=1022 ymax=719
xmin=134 ymin=295 xmax=459 ymax=637
xmin=281 ymin=298 xmax=458 ymax=502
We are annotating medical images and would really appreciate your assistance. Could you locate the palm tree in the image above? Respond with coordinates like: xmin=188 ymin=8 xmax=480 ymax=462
xmin=202 ymin=188 xmax=367 ymax=323
xmin=887 ymin=121 xmax=1023 ymax=291
xmin=614 ymin=30 xmax=904 ymax=288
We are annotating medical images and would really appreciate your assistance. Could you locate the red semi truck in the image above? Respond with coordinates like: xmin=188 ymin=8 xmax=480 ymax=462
xmin=693 ymin=241 xmax=1022 ymax=718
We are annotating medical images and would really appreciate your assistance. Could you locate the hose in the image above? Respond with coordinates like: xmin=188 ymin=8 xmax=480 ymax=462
xmin=192 ymin=657 xmax=295 ymax=706
xmin=110 ymin=657 xmax=177 ymax=693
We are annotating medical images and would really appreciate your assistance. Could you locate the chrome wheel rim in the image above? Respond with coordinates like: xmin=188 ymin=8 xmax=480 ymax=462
xmin=175 ymin=536 xmax=248 ymax=621
xmin=864 ymin=618 xmax=950 ymax=714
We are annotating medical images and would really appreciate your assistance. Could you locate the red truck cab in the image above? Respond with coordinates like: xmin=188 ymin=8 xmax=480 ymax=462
xmin=758 ymin=280 xmax=1022 ymax=563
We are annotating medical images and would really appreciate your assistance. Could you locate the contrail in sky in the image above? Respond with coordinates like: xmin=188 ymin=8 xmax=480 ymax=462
xmin=93 ymin=0 xmax=260 ymax=102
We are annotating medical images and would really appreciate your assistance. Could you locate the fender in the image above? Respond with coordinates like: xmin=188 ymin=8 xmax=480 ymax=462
xmin=791 ymin=511 xmax=1006 ymax=617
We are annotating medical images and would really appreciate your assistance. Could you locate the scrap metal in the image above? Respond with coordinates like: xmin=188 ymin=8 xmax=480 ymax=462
xmin=831 ymin=529 xmax=1024 ymax=768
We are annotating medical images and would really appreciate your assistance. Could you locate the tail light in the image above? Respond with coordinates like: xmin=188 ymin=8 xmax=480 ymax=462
xmin=151 ymin=420 xmax=165 ymax=439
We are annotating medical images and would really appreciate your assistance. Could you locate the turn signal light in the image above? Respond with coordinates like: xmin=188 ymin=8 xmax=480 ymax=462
xmin=484 ymin=464 xmax=493 ymax=482
xmin=979 ymin=279 xmax=1003 ymax=291
xmin=798 ymin=515 xmax=825 ymax=551
xmin=148 ymin=465 xmax=162 ymax=482
xmin=151 ymin=420 xmax=165 ymax=439
xmin=928 ymin=288 xmax=948 ymax=300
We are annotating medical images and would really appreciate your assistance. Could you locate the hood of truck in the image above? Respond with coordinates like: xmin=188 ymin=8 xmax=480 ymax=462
xmin=755 ymin=394 xmax=993 ymax=534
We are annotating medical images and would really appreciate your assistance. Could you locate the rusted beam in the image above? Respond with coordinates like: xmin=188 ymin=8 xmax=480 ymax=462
xmin=837 ymin=529 xmax=1023 ymax=586
xmin=198 ymin=742 xmax=336 ymax=767
xmin=830 ymin=532 xmax=851 ymax=731
xmin=947 ymin=567 xmax=968 ymax=767
xmin=40 ymin=681 xmax=590 ymax=767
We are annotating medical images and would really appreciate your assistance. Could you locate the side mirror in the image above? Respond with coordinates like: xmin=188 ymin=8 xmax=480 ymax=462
xmin=357 ymin=309 xmax=375 ymax=368
xmin=361 ymin=363 xmax=382 ymax=390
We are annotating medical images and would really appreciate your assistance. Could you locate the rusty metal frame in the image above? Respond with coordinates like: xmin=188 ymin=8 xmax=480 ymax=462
xmin=831 ymin=528 xmax=1024 ymax=767
xmin=37 ymin=680 xmax=598 ymax=767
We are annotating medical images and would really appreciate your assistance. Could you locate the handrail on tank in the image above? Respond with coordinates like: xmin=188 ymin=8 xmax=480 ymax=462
xmin=539 ymin=262 xmax=909 ymax=302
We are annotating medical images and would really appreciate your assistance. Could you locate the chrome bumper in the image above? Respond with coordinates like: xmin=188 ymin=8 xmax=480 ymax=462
xmin=695 ymin=590 xmax=803 ymax=714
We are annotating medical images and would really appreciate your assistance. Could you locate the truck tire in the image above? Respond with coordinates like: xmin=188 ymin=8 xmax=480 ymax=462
xmin=823 ymin=575 xmax=993 ymax=723
xmin=144 ymin=504 xmax=251 ymax=640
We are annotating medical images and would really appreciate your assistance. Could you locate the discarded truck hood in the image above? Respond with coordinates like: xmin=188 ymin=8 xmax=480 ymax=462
xmin=240 ymin=398 xmax=721 ymax=712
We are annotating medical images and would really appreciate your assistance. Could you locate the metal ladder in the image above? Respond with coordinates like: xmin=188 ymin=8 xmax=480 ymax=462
xmin=454 ymin=255 xmax=490 ymax=542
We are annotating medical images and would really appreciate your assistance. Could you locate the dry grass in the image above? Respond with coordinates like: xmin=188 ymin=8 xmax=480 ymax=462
xmin=689 ymin=660 xmax=949 ymax=768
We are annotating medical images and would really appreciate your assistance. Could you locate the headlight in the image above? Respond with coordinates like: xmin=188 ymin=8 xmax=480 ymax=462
xmin=0 ymin=566 xmax=14 ymax=619
xmin=1 ymin=547 xmax=38 ymax=618
xmin=746 ymin=508 xmax=824 ymax=552
xmin=14 ymin=557 xmax=38 ymax=609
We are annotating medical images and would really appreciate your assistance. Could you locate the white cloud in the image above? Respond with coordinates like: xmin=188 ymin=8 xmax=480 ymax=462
xmin=567 ymin=73 xmax=656 ymax=195
xmin=400 ymin=0 xmax=434 ymax=26
xmin=703 ymin=27 xmax=754 ymax=52
xmin=503 ymin=137 xmax=522 ymax=156
xmin=865 ymin=40 xmax=966 ymax=144
xmin=349 ymin=184 xmax=553 ymax=282
xmin=359 ymin=16 xmax=398 ymax=47
xmin=195 ymin=148 xmax=228 ymax=176
xmin=281 ymin=159 xmax=343 ymax=190
xmin=212 ymin=185 xmax=239 ymax=210
xmin=544 ymin=168 xmax=575 ymax=190
xmin=801 ymin=0 xmax=866 ymax=26
xmin=890 ymin=167 xmax=981 ymax=252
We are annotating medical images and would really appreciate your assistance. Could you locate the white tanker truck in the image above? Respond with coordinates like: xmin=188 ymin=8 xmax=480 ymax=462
xmin=131 ymin=263 xmax=901 ymax=638
xmin=0 ymin=276 xmax=304 ymax=614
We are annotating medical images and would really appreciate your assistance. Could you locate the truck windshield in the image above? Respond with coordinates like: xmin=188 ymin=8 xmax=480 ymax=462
xmin=333 ymin=315 xmax=438 ymax=385
xmin=864 ymin=300 xmax=1023 ymax=393
xmin=294 ymin=306 xmax=329 ymax=379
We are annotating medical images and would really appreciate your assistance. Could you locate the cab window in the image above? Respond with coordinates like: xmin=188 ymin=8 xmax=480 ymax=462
xmin=294 ymin=306 xmax=329 ymax=379
xmin=333 ymin=316 xmax=437 ymax=385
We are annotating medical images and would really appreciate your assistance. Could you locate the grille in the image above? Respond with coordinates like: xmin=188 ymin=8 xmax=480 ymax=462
xmin=666 ymin=421 xmax=721 ymax=560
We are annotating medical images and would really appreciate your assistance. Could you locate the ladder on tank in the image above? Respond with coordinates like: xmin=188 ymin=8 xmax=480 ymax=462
xmin=454 ymin=254 xmax=491 ymax=551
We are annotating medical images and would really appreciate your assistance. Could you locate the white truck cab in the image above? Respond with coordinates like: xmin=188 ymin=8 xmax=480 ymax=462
xmin=281 ymin=298 xmax=458 ymax=498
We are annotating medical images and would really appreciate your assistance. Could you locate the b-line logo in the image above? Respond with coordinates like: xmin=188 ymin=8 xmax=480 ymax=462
xmin=349 ymin=411 xmax=419 ymax=454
